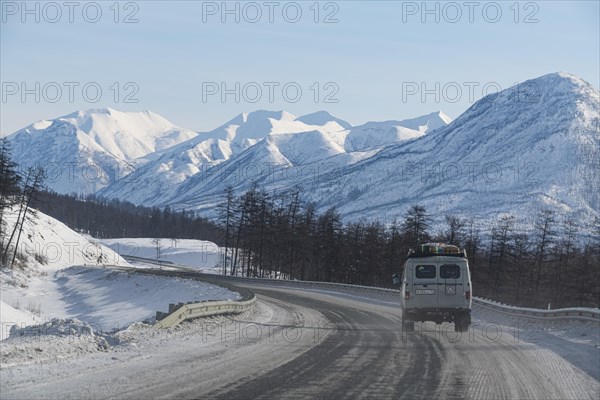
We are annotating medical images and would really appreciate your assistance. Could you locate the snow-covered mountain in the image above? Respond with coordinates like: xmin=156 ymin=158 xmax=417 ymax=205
xmin=344 ymin=111 xmax=452 ymax=152
xmin=98 ymin=109 xmax=451 ymax=206
xmin=6 ymin=108 xmax=197 ymax=194
xmin=306 ymin=72 xmax=600 ymax=225
xmin=201 ymin=110 xmax=349 ymax=153
xmin=164 ymin=73 xmax=599 ymax=231
xmin=97 ymin=110 xmax=354 ymax=205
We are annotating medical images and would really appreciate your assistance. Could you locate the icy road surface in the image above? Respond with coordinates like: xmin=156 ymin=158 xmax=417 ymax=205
xmin=1 ymin=282 xmax=598 ymax=400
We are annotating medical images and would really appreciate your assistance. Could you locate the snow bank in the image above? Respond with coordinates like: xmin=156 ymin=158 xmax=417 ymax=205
xmin=0 ymin=318 xmax=114 ymax=369
xmin=8 ymin=318 xmax=94 ymax=339
xmin=1 ymin=267 xmax=240 ymax=340
xmin=0 ymin=209 xmax=239 ymax=340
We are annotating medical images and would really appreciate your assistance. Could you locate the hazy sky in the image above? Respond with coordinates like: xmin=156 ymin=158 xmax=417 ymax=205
xmin=1 ymin=0 xmax=599 ymax=135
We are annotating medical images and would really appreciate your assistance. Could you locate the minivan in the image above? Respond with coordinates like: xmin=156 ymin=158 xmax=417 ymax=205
xmin=393 ymin=243 xmax=472 ymax=332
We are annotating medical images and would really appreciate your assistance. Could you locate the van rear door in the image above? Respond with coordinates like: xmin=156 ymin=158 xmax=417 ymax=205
xmin=412 ymin=264 xmax=438 ymax=308
xmin=438 ymin=263 xmax=465 ymax=308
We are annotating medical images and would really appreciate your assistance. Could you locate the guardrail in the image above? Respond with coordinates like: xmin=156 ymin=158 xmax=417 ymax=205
xmin=123 ymin=255 xmax=174 ymax=264
xmin=473 ymin=297 xmax=600 ymax=323
xmin=212 ymin=274 xmax=404 ymax=302
xmin=104 ymin=266 xmax=257 ymax=329
xmin=153 ymin=297 xmax=256 ymax=329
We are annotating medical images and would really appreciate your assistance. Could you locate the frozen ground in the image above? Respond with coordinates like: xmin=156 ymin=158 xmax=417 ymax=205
xmin=98 ymin=237 xmax=222 ymax=273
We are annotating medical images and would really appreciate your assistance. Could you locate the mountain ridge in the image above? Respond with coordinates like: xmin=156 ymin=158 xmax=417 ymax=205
xmin=6 ymin=72 xmax=598 ymax=233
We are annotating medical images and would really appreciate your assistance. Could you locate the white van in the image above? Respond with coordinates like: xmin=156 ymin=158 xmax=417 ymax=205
xmin=393 ymin=243 xmax=472 ymax=332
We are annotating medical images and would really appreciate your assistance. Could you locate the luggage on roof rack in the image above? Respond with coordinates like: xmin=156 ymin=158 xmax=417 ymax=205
xmin=407 ymin=243 xmax=467 ymax=258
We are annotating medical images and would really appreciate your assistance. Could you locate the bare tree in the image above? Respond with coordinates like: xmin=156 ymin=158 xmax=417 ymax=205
xmin=533 ymin=209 xmax=557 ymax=303
xmin=490 ymin=214 xmax=515 ymax=297
xmin=0 ymin=139 xmax=22 ymax=263
xmin=217 ymin=186 xmax=235 ymax=275
xmin=152 ymin=238 xmax=162 ymax=259
xmin=8 ymin=167 xmax=45 ymax=268
xmin=443 ymin=214 xmax=467 ymax=246
xmin=401 ymin=205 xmax=431 ymax=248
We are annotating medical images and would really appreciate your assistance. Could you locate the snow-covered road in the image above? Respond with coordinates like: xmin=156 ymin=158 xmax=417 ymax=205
xmin=1 ymin=280 xmax=598 ymax=399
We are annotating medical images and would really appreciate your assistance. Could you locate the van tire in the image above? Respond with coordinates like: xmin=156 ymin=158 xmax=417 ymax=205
xmin=454 ymin=315 xmax=469 ymax=332
xmin=402 ymin=318 xmax=415 ymax=332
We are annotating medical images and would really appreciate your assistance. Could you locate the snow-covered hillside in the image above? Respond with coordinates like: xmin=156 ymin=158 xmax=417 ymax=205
xmin=6 ymin=108 xmax=197 ymax=194
xmin=1 ymin=206 xmax=129 ymax=277
xmin=0 ymin=206 xmax=129 ymax=338
xmin=300 ymin=72 xmax=600 ymax=228
xmin=7 ymin=73 xmax=598 ymax=232
xmin=0 ymin=208 xmax=238 ymax=340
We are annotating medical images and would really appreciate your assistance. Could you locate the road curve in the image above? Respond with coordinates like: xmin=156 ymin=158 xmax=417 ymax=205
xmin=204 ymin=284 xmax=598 ymax=400
xmin=1 ymin=281 xmax=598 ymax=400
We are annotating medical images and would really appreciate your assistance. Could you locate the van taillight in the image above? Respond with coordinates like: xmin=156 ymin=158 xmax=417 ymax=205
xmin=465 ymin=290 xmax=471 ymax=300
xmin=405 ymin=291 xmax=410 ymax=300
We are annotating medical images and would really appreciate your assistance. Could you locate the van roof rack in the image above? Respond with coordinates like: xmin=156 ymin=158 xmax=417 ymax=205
xmin=407 ymin=243 xmax=467 ymax=259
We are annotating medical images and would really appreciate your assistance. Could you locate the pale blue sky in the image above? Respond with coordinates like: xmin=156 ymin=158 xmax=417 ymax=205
xmin=1 ymin=0 xmax=598 ymax=135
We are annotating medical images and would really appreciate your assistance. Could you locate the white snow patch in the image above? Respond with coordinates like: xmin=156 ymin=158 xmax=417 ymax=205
xmin=1 ymin=267 xmax=240 ymax=340
xmin=97 ymin=237 xmax=222 ymax=273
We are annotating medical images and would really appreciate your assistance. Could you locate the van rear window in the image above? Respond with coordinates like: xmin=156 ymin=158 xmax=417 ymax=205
xmin=415 ymin=265 xmax=436 ymax=279
xmin=441 ymin=264 xmax=461 ymax=279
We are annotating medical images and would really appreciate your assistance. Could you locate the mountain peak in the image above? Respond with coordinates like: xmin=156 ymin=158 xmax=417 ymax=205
xmin=64 ymin=107 xmax=118 ymax=119
xmin=432 ymin=111 xmax=453 ymax=125
xmin=7 ymin=107 xmax=199 ymax=193
xmin=504 ymin=72 xmax=597 ymax=102
xmin=238 ymin=110 xmax=296 ymax=124
xmin=295 ymin=111 xmax=352 ymax=129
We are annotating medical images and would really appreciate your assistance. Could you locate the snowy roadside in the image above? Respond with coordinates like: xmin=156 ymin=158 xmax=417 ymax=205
xmin=0 ymin=301 xmax=256 ymax=371
xmin=1 ymin=208 xmax=242 ymax=347
xmin=1 ymin=266 xmax=241 ymax=341
xmin=1 ymin=207 xmax=130 ymax=339
xmin=0 ymin=296 xmax=333 ymax=400
xmin=473 ymin=304 xmax=600 ymax=380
